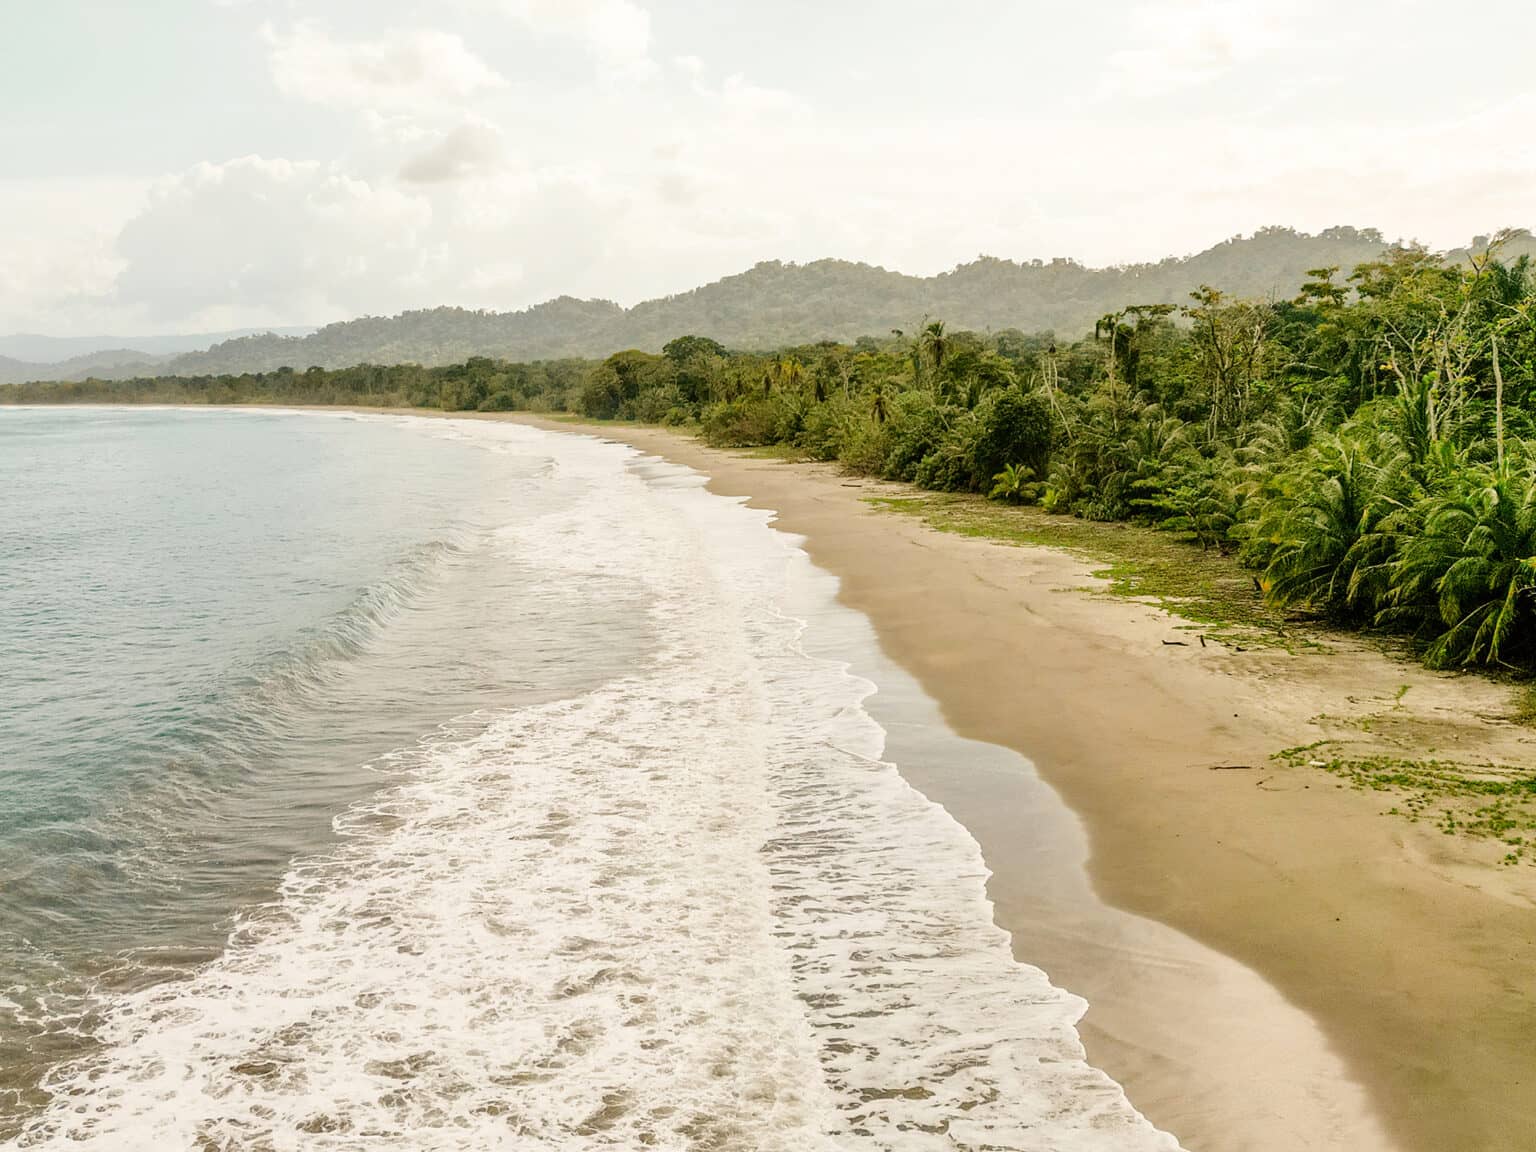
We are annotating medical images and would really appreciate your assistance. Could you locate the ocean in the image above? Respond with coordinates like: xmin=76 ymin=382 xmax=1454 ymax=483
xmin=0 ymin=407 xmax=1179 ymax=1149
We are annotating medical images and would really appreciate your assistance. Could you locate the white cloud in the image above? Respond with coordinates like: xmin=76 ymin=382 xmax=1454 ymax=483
xmin=715 ymin=73 xmax=800 ymax=116
xmin=0 ymin=179 xmax=146 ymax=334
xmin=502 ymin=0 xmax=653 ymax=74
xmin=399 ymin=119 xmax=507 ymax=184
xmin=1096 ymin=0 xmax=1289 ymax=99
xmin=111 ymin=156 xmax=432 ymax=327
xmin=89 ymin=155 xmax=658 ymax=329
xmin=12 ymin=0 xmax=1536 ymax=337
xmin=264 ymin=23 xmax=507 ymax=112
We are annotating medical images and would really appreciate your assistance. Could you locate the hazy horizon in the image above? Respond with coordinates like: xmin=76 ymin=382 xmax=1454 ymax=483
xmin=6 ymin=0 xmax=1534 ymax=338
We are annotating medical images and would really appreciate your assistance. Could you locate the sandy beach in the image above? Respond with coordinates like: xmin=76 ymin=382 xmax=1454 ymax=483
xmin=485 ymin=414 xmax=1536 ymax=1152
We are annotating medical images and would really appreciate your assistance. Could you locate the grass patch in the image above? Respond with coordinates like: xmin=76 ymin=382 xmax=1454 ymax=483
xmin=732 ymin=441 xmax=814 ymax=461
xmin=866 ymin=492 xmax=1299 ymax=647
xmin=1515 ymin=682 xmax=1536 ymax=727
xmin=1277 ymin=743 xmax=1536 ymax=864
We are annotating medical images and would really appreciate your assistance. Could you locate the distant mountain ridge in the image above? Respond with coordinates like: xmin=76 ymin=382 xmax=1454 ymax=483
xmin=0 ymin=349 xmax=169 ymax=387
xmin=0 ymin=327 xmax=316 ymax=364
xmin=18 ymin=226 xmax=1535 ymax=382
xmin=0 ymin=327 xmax=319 ymax=386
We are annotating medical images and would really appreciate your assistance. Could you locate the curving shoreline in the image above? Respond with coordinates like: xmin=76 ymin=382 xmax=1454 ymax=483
xmin=497 ymin=413 xmax=1536 ymax=1152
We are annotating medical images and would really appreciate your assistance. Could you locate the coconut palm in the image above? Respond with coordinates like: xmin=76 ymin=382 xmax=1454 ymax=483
xmin=869 ymin=380 xmax=889 ymax=424
xmin=921 ymin=320 xmax=948 ymax=371
xmin=988 ymin=463 xmax=1040 ymax=505
xmin=769 ymin=355 xmax=804 ymax=397
xmin=1386 ymin=459 xmax=1536 ymax=667
xmin=1253 ymin=434 xmax=1412 ymax=620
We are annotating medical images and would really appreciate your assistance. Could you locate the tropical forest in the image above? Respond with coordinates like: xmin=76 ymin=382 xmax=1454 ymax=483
xmin=9 ymin=232 xmax=1536 ymax=673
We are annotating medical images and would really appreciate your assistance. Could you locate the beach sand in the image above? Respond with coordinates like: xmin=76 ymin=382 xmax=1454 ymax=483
xmin=491 ymin=415 xmax=1536 ymax=1152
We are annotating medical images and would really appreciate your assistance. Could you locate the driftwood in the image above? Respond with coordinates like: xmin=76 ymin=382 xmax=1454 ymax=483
xmin=1162 ymin=640 xmax=1189 ymax=646
xmin=1208 ymin=764 xmax=1258 ymax=771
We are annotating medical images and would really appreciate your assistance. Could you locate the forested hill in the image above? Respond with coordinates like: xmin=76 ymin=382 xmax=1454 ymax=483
xmin=104 ymin=226 xmax=1535 ymax=378
xmin=0 ymin=349 xmax=166 ymax=386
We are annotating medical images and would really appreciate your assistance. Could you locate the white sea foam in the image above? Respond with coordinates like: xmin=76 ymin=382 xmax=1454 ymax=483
xmin=10 ymin=423 xmax=1182 ymax=1150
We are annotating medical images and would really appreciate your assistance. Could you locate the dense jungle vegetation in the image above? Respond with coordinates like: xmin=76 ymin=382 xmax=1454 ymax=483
xmin=9 ymin=232 xmax=1536 ymax=672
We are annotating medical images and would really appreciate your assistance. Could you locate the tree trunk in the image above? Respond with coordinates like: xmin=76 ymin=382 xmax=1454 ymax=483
xmin=1491 ymin=328 xmax=1506 ymax=472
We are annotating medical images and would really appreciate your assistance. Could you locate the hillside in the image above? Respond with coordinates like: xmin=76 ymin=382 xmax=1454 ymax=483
xmin=47 ymin=226 xmax=1536 ymax=379
xmin=0 ymin=349 xmax=169 ymax=386
xmin=0 ymin=327 xmax=316 ymax=365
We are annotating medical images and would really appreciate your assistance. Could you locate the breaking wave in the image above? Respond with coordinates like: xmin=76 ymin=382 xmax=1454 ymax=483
xmin=8 ymin=425 xmax=1179 ymax=1150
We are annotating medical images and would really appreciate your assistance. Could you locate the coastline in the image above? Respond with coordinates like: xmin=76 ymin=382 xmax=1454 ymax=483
xmin=28 ymin=403 xmax=1533 ymax=1150
xmin=492 ymin=413 xmax=1536 ymax=1152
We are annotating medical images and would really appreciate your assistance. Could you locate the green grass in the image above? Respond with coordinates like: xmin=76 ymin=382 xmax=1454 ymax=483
xmin=865 ymin=492 xmax=1300 ymax=648
xmin=1515 ymin=682 xmax=1536 ymax=727
xmin=733 ymin=441 xmax=813 ymax=461
xmin=1277 ymin=743 xmax=1536 ymax=864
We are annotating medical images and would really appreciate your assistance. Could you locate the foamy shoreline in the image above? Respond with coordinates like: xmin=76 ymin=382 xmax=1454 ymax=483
xmin=484 ymin=411 xmax=1536 ymax=1152
xmin=18 ymin=403 xmax=1536 ymax=1152
xmin=9 ymin=410 xmax=1180 ymax=1149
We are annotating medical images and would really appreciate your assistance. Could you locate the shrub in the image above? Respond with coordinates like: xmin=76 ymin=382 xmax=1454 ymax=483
xmin=795 ymin=396 xmax=855 ymax=461
xmin=700 ymin=397 xmax=799 ymax=446
xmin=988 ymin=464 xmax=1044 ymax=504
xmin=881 ymin=392 xmax=954 ymax=482
xmin=838 ymin=418 xmax=892 ymax=475
xmin=973 ymin=388 xmax=1054 ymax=482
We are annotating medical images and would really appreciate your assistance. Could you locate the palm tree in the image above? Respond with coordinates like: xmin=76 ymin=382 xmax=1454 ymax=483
xmin=915 ymin=321 xmax=952 ymax=402
xmin=920 ymin=321 xmax=948 ymax=388
xmin=988 ymin=463 xmax=1039 ymax=504
xmin=1255 ymin=435 xmax=1410 ymax=620
xmin=773 ymin=355 xmax=804 ymax=398
xmin=1386 ymin=460 xmax=1536 ymax=667
xmin=870 ymin=380 xmax=889 ymax=424
xmin=1094 ymin=311 xmax=1125 ymax=393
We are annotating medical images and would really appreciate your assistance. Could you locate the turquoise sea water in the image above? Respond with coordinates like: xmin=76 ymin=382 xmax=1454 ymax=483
xmin=0 ymin=408 xmax=647 ymax=1122
xmin=0 ymin=407 xmax=1178 ymax=1150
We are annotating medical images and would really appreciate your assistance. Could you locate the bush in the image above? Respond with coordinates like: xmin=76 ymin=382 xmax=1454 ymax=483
xmin=838 ymin=418 xmax=892 ymax=475
xmin=632 ymin=384 xmax=684 ymax=423
xmin=577 ymin=372 xmax=624 ymax=419
xmin=988 ymin=464 xmax=1044 ymax=504
xmin=913 ymin=443 xmax=971 ymax=491
xmin=700 ymin=397 xmax=797 ymax=446
xmin=973 ymin=388 xmax=1054 ymax=482
xmin=881 ymin=392 xmax=954 ymax=482
xmin=913 ymin=410 xmax=986 ymax=491
xmin=479 ymin=389 xmax=521 ymax=412
xmin=795 ymin=396 xmax=855 ymax=461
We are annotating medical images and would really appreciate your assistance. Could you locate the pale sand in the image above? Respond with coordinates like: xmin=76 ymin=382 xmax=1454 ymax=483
xmin=486 ymin=415 xmax=1536 ymax=1152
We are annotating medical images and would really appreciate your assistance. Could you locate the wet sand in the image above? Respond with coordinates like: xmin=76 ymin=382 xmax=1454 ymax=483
xmin=497 ymin=415 xmax=1536 ymax=1152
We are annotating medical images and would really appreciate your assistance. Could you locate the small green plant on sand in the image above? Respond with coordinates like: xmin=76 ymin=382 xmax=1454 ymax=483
xmin=987 ymin=464 xmax=1043 ymax=505
xmin=1277 ymin=743 xmax=1536 ymax=864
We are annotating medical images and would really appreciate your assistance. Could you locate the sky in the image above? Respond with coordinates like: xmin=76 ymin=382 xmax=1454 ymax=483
xmin=3 ymin=0 xmax=1535 ymax=337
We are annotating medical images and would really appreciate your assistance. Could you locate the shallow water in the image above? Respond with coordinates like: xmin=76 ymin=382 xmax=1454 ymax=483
xmin=0 ymin=409 xmax=1179 ymax=1149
